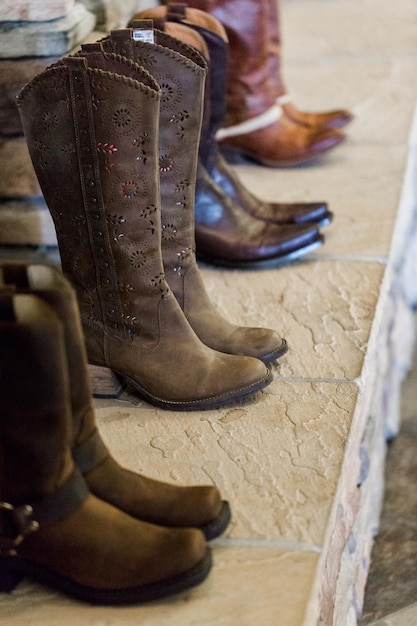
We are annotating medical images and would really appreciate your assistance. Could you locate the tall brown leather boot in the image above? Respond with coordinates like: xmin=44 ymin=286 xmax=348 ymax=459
xmin=181 ymin=0 xmax=345 ymax=166
xmin=265 ymin=0 xmax=353 ymax=131
xmin=17 ymin=52 xmax=271 ymax=410
xmin=99 ymin=29 xmax=292 ymax=359
xmin=0 ymin=290 xmax=211 ymax=604
xmin=134 ymin=3 xmax=333 ymax=228
xmin=1 ymin=261 xmax=231 ymax=540
xmin=114 ymin=24 xmax=324 ymax=270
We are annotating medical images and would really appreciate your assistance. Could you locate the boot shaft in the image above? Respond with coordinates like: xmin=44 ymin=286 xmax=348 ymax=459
xmin=17 ymin=53 xmax=173 ymax=351
xmin=0 ymin=292 xmax=73 ymax=504
xmin=103 ymin=27 xmax=207 ymax=298
xmin=186 ymin=0 xmax=281 ymax=122
xmin=1 ymin=263 xmax=96 ymax=447
xmin=136 ymin=5 xmax=229 ymax=167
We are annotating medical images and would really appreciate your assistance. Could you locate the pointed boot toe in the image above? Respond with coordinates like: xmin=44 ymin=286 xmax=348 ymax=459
xmin=282 ymin=101 xmax=354 ymax=131
xmin=219 ymin=119 xmax=345 ymax=168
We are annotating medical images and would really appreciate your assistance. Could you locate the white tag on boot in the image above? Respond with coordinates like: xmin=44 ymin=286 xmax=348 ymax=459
xmin=133 ymin=29 xmax=154 ymax=44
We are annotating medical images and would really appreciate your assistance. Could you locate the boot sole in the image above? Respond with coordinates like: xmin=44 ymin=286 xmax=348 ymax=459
xmin=0 ymin=550 xmax=212 ymax=605
xmin=196 ymin=235 xmax=324 ymax=270
xmin=112 ymin=367 xmax=273 ymax=411
xmin=201 ymin=500 xmax=232 ymax=541
xmin=219 ymin=139 xmax=344 ymax=168
xmin=259 ymin=338 xmax=288 ymax=364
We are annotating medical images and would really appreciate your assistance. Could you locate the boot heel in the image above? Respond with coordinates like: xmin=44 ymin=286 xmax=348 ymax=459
xmin=0 ymin=562 xmax=23 ymax=592
xmin=88 ymin=364 xmax=125 ymax=399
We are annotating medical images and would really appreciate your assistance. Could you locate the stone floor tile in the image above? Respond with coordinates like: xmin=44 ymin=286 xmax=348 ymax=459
xmin=200 ymin=261 xmax=385 ymax=380
xmin=95 ymin=380 xmax=358 ymax=544
xmin=0 ymin=0 xmax=74 ymax=22
xmin=282 ymin=0 xmax=417 ymax=61
xmin=0 ymin=199 xmax=56 ymax=246
xmin=283 ymin=61 xmax=417 ymax=147
xmin=0 ymin=137 xmax=40 ymax=198
xmin=0 ymin=546 xmax=319 ymax=626
xmin=0 ymin=3 xmax=96 ymax=58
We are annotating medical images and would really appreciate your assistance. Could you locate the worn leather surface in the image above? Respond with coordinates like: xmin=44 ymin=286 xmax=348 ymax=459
xmin=105 ymin=27 xmax=287 ymax=360
xmin=17 ymin=52 xmax=271 ymax=409
xmin=1 ymin=262 xmax=229 ymax=530
xmin=181 ymin=0 xmax=346 ymax=164
xmin=137 ymin=4 xmax=338 ymax=212
xmin=0 ymin=293 xmax=208 ymax=596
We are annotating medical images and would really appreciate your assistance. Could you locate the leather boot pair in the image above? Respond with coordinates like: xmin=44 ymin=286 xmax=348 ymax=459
xmin=133 ymin=3 xmax=333 ymax=230
xmin=173 ymin=0 xmax=349 ymax=166
xmin=17 ymin=45 xmax=278 ymax=409
xmin=127 ymin=19 xmax=325 ymax=267
xmin=0 ymin=287 xmax=211 ymax=604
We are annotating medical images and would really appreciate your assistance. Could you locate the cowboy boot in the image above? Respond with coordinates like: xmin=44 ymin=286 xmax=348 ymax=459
xmin=116 ymin=23 xmax=325 ymax=270
xmin=99 ymin=26 xmax=292 ymax=356
xmin=134 ymin=3 xmax=333 ymax=228
xmin=0 ymin=290 xmax=211 ymax=604
xmin=17 ymin=51 xmax=272 ymax=410
xmin=98 ymin=30 xmax=292 ymax=360
xmin=0 ymin=261 xmax=231 ymax=540
xmin=265 ymin=0 xmax=353 ymax=131
xmin=179 ymin=0 xmax=345 ymax=166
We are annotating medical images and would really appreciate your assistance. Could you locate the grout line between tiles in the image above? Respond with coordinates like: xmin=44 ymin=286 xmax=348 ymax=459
xmin=212 ymin=537 xmax=323 ymax=553
xmin=272 ymin=376 xmax=361 ymax=385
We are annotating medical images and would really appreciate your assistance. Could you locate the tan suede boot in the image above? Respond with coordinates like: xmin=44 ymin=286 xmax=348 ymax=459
xmin=0 ymin=291 xmax=211 ymax=604
xmin=1 ymin=261 xmax=231 ymax=539
xmin=97 ymin=29 xmax=292 ymax=359
xmin=16 ymin=51 xmax=272 ymax=410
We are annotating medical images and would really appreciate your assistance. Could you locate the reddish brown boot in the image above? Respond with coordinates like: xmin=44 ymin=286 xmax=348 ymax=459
xmin=183 ymin=0 xmax=347 ymax=166
xmin=265 ymin=0 xmax=353 ymax=131
xmin=134 ymin=3 xmax=333 ymax=227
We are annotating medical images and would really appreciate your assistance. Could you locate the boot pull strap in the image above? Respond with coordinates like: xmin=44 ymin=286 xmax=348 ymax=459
xmin=81 ymin=42 xmax=103 ymax=54
xmin=166 ymin=3 xmax=187 ymax=22
xmin=64 ymin=56 xmax=88 ymax=70
xmin=0 ymin=288 xmax=16 ymax=321
xmin=0 ymin=469 xmax=89 ymax=556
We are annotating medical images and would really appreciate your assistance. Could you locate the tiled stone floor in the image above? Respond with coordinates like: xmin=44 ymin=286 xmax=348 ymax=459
xmin=1 ymin=0 xmax=417 ymax=624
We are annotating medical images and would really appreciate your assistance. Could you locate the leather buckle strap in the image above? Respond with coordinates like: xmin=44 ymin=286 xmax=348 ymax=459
xmin=0 ymin=501 xmax=38 ymax=555
xmin=0 ymin=469 xmax=89 ymax=556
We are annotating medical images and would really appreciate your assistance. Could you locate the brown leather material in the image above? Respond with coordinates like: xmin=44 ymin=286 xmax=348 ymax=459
xmin=181 ymin=0 xmax=346 ymax=165
xmin=195 ymin=163 xmax=324 ymax=265
xmin=0 ymin=292 xmax=211 ymax=602
xmin=132 ymin=11 xmax=327 ymax=260
xmin=102 ymin=27 xmax=287 ymax=362
xmin=17 ymin=51 xmax=272 ymax=410
xmin=220 ymin=119 xmax=345 ymax=167
xmin=1 ymin=262 xmax=230 ymax=537
xmin=136 ymin=4 xmax=332 ymax=226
